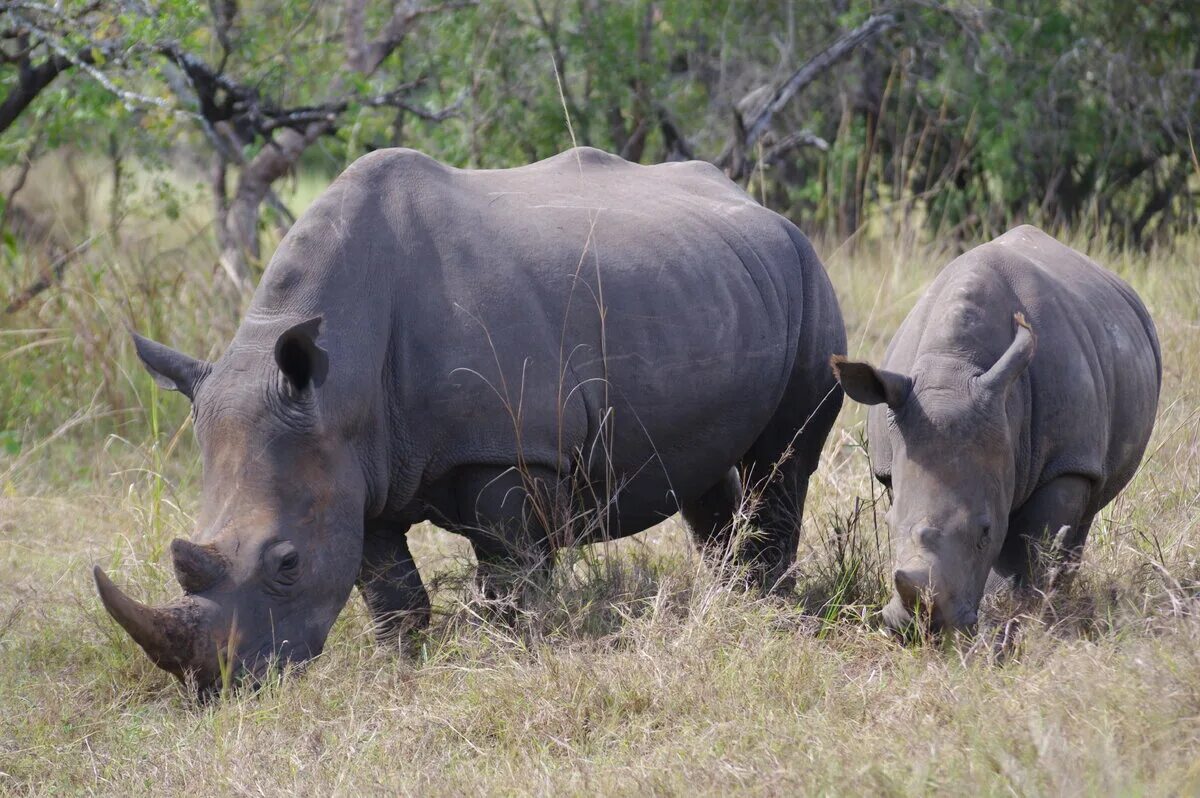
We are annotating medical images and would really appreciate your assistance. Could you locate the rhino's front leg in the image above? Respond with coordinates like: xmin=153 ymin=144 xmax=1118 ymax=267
xmin=997 ymin=474 xmax=1093 ymax=587
xmin=357 ymin=527 xmax=431 ymax=647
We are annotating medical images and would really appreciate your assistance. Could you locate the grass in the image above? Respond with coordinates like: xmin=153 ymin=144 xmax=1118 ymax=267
xmin=1 ymin=160 xmax=1199 ymax=795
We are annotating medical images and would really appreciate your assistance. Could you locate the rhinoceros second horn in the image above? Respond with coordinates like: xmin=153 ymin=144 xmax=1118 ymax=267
xmin=170 ymin=539 xmax=226 ymax=594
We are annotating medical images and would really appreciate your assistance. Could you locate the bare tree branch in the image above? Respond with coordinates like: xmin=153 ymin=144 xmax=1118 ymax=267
xmin=0 ymin=136 xmax=36 ymax=241
xmin=186 ymin=0 xmax=476 ymax=290
xmin=0 ymin=55 xmax=64 ymax=133
xmin=0 ymin=38 xmax=106 ymax=135
xmin=3 ymin=235 xmax=94 ymax=315
xmin=345 ymin=0 xmax=478 ymax=75
xmin=12 ymin=14 xmax=185 ymax=117
xmin=716 ymin=12 xmax=897 ymax=178
xmin=764 ymin=130 xmax=830 ymax=161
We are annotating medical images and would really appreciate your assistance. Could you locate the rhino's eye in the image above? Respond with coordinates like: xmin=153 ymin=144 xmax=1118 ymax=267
xmin=267 ymin=543 xmax=301 ymax=589
xmin=977 ymin=524 xmax=991 ymax=550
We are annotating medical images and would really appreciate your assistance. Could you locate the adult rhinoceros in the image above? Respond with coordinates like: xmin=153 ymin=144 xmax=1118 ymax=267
xmin=95 ymin=147 xmax=846 ymax=691
xmin=833 ymin=225 xmax=1160 ymax=632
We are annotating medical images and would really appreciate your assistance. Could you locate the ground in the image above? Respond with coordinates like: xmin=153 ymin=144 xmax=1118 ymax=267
xmin=1 ymin=205 xmax=1197 ymax=794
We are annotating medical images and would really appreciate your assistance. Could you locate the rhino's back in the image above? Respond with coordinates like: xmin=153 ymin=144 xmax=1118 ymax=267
xmin=872 ymin=225 xmax=1160 ymax=512
xmin=270 ymin=147 xmax=840 ymax=525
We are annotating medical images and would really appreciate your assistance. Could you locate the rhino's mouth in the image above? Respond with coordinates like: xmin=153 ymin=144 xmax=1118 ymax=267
xmin=881 ymin=593 xmax=979 ymax=635
xmin=190 ymin=637 xmax=320 ymax=699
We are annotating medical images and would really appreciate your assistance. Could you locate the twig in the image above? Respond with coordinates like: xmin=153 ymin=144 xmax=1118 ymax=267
xmin=716 ymin=12 xmax=897 ymax=177
xmin=0 ymin=139 xmax=36 ymax=245
xmin=3 ymin=235 xmax=96 ymax=315
xmin=14 ymin=14 xmax=190 ymax=119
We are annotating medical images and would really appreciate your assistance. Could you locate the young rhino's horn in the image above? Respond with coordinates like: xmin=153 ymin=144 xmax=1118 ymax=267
xmin=170 ymin=539 xmax=227 ymax=594
xmin=979 ymin=312 xmax=1037 ymax=395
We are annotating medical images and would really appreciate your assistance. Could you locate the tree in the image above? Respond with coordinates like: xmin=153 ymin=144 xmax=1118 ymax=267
xmin=160 ymin=0 xmax=475 ymax=291
xmin=1 ymin=0 xmax=475 ymax=295
xmin=1 ymin=0 xmax=1197 ymax=289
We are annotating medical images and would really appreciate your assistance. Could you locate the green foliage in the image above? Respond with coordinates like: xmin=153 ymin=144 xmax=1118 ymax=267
xmin=0 ymin=0 xmax=1194 ymax=445
xmin=902 ymin=0 xmax=1200 ymax=239
xmin=3 ymin=1 xmax=1195 ymax=245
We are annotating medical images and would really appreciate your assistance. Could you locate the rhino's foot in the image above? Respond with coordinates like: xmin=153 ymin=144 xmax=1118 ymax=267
xmin=684 ymin=467 xmax=809 ymax=596
xmin=469 ymin=539 xmax=554 ymax=624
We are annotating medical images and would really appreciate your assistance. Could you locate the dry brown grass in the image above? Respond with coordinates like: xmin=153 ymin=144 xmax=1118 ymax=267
xmin=0 ymin=165 xmax=1198 ymax=795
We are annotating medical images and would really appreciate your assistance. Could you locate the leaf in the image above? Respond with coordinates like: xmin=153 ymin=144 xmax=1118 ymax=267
xmin=0 ymin=431 xmax=20 ymax=457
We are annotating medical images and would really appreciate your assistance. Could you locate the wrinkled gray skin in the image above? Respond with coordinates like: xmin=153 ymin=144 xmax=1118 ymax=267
xmin=95 ymin=147 xmax=846 ymax=693
xmin=834 ymin=226 xmax=1160 ymax=632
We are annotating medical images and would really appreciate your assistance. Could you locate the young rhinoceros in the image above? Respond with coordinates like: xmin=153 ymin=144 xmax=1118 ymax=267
xmin=833 ymin=225 xmax=1160 ymax=631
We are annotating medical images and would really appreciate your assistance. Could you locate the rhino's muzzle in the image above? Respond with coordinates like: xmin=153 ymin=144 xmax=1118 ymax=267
xmin=885 ymin=564 xmax=978 ymax=633
xmin=93 ymin=566 xmax=218 ymax=681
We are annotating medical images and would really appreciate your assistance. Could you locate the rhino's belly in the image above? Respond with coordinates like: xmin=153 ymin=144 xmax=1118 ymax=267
xmin=399 ymin=190 xmax=808 ymax=532
xmin=411 ymin=307 xmax=792 ymax=534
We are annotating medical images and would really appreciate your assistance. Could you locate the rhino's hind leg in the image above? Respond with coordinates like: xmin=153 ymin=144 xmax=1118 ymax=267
xmin=686 ymin=460 xmax=811 ymax=593
xmin=471 ymin=537 xmax=553 ymax=619
xmin=682 ymin=468 xmax=741 ymax=567
xmin=733 ymin=367 xmax=842 ymax=594
xmin=998 ymin=474 xmax=1093 ymax=587
xmin=357 ymin=528 xmax=431 ymax=648
xmin=741 ymin=465 xmax=811 ymax=593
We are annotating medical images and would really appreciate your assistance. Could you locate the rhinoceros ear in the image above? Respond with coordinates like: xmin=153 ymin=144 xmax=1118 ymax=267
xmin=979 ymin=312 xmax=1036 ymax=397
xmin=831 ymin=355 xmax=912 ymax=409
xmin=131 ymin=332 xmax=210 ymax=401
xmin=274 ymin=316 xmax=328 ymax=394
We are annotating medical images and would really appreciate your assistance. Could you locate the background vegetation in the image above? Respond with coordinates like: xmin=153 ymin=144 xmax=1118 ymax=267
xmin=0 ymin=1 xmax=1197 ymax=794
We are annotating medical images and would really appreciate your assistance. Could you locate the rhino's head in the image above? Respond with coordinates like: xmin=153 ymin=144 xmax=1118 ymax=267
xmin=95 ymin=317 xmax=370 ymax=695
xmin=833 ymin=314 xmax=1036 ymax=633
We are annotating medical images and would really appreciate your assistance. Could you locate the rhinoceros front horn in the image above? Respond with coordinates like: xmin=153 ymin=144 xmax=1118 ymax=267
xmin=170 ymin=538 xmax=226 ymax=594
xmin=93 ymin=566 xmax=195 ymax=672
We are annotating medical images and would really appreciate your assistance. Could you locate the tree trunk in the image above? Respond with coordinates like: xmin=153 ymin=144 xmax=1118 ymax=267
xmin=202 ymin=1 xmax=471 ymax=292
xmin=218 ymin=124 xmax=327 ymax=292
